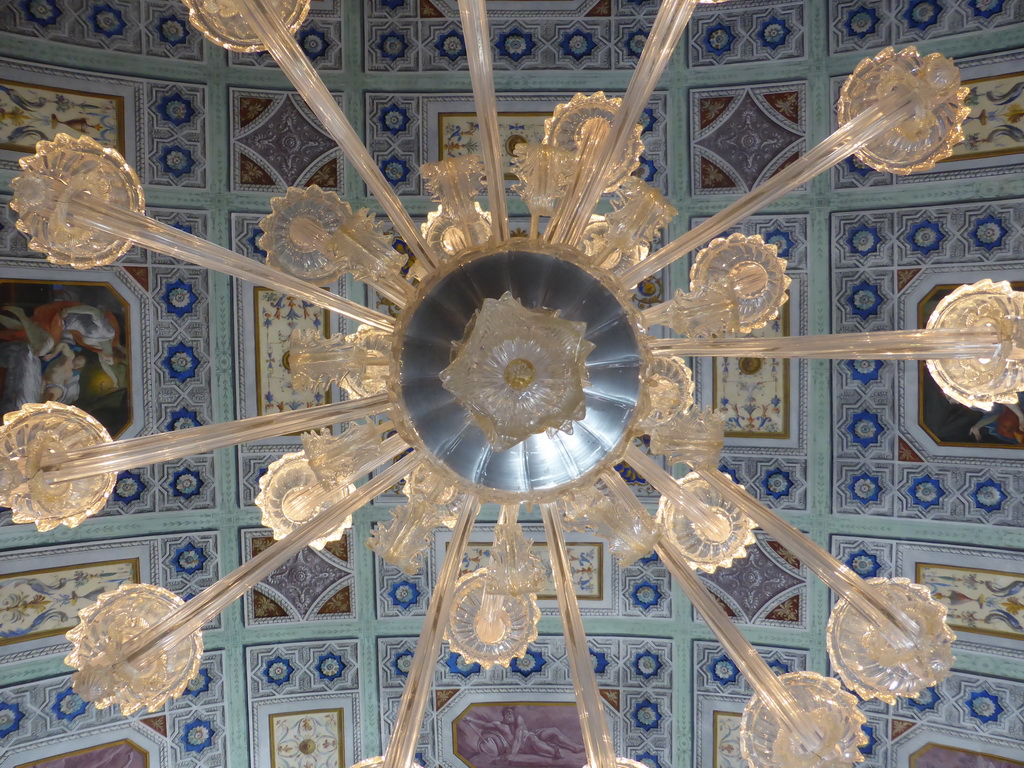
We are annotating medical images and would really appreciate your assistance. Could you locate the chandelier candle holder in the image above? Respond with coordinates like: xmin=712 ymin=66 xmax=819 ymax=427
xmin=3 ymin=0 xmax=993 ymax=763
xmin=619 ymin=46 xmax=970 ymax=287
xmin=9 ymin=135 xmax=392 ymax=331
xmin=180 ymin=0 xmax=436 ymax=272
xmin=694 ymin=468 xmax=955 ymax=703
xmin=65 ymin=452 xmax=418 ymax=714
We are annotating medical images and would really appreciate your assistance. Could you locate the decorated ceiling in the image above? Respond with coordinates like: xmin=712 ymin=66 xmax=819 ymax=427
xmin=1 ymin=1 xmax=1023 ymax=767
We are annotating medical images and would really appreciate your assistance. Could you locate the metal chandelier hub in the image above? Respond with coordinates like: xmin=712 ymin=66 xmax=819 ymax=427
xmin=390 ymin=239 xmax=644 ymax=500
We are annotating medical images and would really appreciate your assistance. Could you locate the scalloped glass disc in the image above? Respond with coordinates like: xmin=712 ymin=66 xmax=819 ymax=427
xmin=445 ymin=568 xmax=540 ymax=669
xmin=180 ymin=0 xmax=309 ymax=53
xmin=256 ymin=451 xmax=353 ymax=549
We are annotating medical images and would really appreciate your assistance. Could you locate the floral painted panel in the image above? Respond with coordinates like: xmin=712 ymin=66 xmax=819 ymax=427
xmin=955 ymin=71 xmax=1024 ymax=163
xmin=270 ymin=709 xmax=344 ymax=768
xmin=712 ymin=306 xmax=789 ymax=439
xmin=437 ymin=111 xmax=548 ymax=178
xmin=712 ymin=711 xmax=744 ymax=768
xmin=254 ymin=287 xmax=328 ymax=415
xmin=461 ymin=542 xmax=603 ymax=600
xmin=916 ymin=563 xmax=1024 ymax=641
xmin=0 ymin=79 xmax=124 ymax=154
xmin=0 ymin=559 xmax=138 ymax=645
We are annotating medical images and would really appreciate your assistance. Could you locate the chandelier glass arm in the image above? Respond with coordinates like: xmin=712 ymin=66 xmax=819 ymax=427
xmin=236 ymin=0 xmax=439 ymax=271
xmin=619 ymin=89 xmax=918 ymax=287
xmin=457 ymin=0 xmax=509 ymax=242
xmin=37 ymin=394 xmax=390 ymax=483
xmin=696 ymin=469 xmax=922 ymax=650
xmin=115 ymin=450 xmax=419 ymax=668
xmin=654 ymin=539 xmax=824 ymax=755
xmin=649 ymin=327 xmax=1005 ymax=359
xmin=383 ymin=495 xmax=482 ymax=768
xmin=540 ymin=502 xmax=618 ymax=768
xmin=66 ymin=189 xmax=395 ymax=331
xmin=545 ymin=0 xmax=700 ymax=247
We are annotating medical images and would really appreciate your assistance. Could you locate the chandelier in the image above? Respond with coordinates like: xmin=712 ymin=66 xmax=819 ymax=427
xmin=1 ymin=1 xmax=1018 ymax=767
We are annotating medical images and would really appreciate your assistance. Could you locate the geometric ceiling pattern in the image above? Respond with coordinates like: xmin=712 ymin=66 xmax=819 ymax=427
xmin=1 ymin=1 xmax=1023 ymax=768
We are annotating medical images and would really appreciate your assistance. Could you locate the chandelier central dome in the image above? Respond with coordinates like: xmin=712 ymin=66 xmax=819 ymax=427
xmin=390 ymin=240 xmax=644 ymax=500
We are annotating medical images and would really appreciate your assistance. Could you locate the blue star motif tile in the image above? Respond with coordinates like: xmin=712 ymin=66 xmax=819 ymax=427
xmin=631 ymin=580 xmax=662 ymax=610
xmin=847 ymin=281 xmax=882 ymax=320
xmin=392 ymin=649 xmax=414 ymax=677
xmin=635 ymin=753 xmax=662 ymax=768
xmin=757 ymin=17 xmax=790 ymax=50
xmin=631 ymin=698 xmax=662 ymax=731
xmin=379 ymin=104 xmax=410 ymax=136
xmin=156 ymin=13 xmax=189 ymax=45
xmin=317 ymin=653 xmax=346 ymax=681
xmin=388 ymin=580 xmax=421 ymax=609
xmin=635 ymin=154 xmax=657 ymax=183
xmin=380 ymin=156 xmax=411 ymax=186
xmin=718 ymin=463 xmax=740 ymax=484
xmin=762 ymin=228 xmax=795 ymax=261
xmin=170 ymin=467 xmax=204 ymax=499
xmin=844 ymin=6 xmax=879 ymax=38
xmin=859 ymin=724 xmax=877 ymax=755
xmin=702 ymin=23 xmax=735 ymax=55
xmin=640 ymin=107 xmax=656 ymax=134
xmin=969 ymin=0 xmax=1005 ymax=17
xmin=111 ymin=470 xmax=145 ymax=503
xmin=767 ymin=659 xmax=790 ymax=675
xmin=845 ymin=549 xmax=881 ymax=577
xmin=510 ymin=649 xmax=546 ymax=677
xmin=299 ymin=26 xmax=329 ymax=62
xmin=624 ymin=28 xmax=648 ymax=59
xmin=52 ymin=688 xmax=87 ymax=721
xmin=436 ymin=30 xmax=467 ymax=62
xmin=847 ymin=410 xmax=883 ymax=448
xmin=904 ymin=0 xmax=943 ymax=31
xmin=497 ymin=28 xmax=535 ymax=62
xmin=762 ymin=468 xmax=793 ymax=499
xmin=847 ymin=359 xmax=883 ymax=385
xmin=560 ymin=28 xmax=597 ymax=61
xmin=843 ymin=154 xmax=878 ymax=177
xmin=590 ymin=648 xmax=609 ymax=674
xmin=906 ymin=686 xmax=940 ymax=711
xmin=846 ymin=225 xmax=880 ymax=257
xmin=262 ymin=656 xmax=294 ymax=686
xmin=633 ymin=650 xmax=662 ymax=680
xmin=247 ymin=225 xmax=267 ymax=258
xmin=971 ymin=479 xmax=1006 ymax=513
xmin=708 ymin=654 xmax=739 ymax=685
xmin=907 ymin=474 xmax=945 ymax=510
xmin=157 ymin=92 xmax=195 ymax=127
xmin=21 ymin=0 xmax=60 ymax=27
xmin=182 ymin=718 xmax=214 ymax=753
xmin=162 ymin=279 xmax=197 ymax=317
xmin=848 ymin=472 xmax=882 ymax=505
xmin=446 ymin=652 xmax=481 ymax=677
xmin=166 ymin=407 xmax=201 ymax=431
xmin=907 ymin=220 xmax=946 ymax=256
xmin=969 ymin=214 xmax=1007 ymax=251
xmin=377 ymin=30 xmax=409 ymax=62
xmin=965 ymin=690 xmax=1004 ymax=723
xmin=90 ymin=3 xmax=126 ymax=37
xmin=173 ymin=542 xmax=207 ymax=574
xmin=163 ymin=342 xmax=199 ymax=382
xmin=158 ymin=145 xmax=195 ymax=178
xmin=184 ymin=668 xmax=211 ymax=696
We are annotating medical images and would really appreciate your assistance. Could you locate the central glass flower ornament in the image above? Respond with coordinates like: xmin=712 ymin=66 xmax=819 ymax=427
xmin=440 ymin=292 xmax=595 ymax=451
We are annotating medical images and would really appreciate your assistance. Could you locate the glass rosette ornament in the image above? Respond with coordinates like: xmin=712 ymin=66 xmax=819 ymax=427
xmin=0 ymin=402 xmax=115 ymax=531
xmin=741 ymin=671 xmax=868 ymax=768
xmin=444 ymin=567 xmax=541 ymax=668
xmin=838 ymin=46 xmax=970 ymax=175
xmin=925 ymin=279 xmax=1024 ymax=410
xmin=649 ymin=405 xmax=726 ymax=469
xmin=10 ymin=133 xmax=144 ymax=268
xmin=635 ymin=355 xmax=694 ymax=431
xmin=656 ymin=471 xmax=756 ymax=573
xmin=420 ymin=155 xmax=492 ymax=259
xmin=289 ymin=325 xmax=393 ymax=399
xmin=827 ymin=577 xmax=955 ymax=704
xmin=65 ymin=583 xmax=203 ymax=715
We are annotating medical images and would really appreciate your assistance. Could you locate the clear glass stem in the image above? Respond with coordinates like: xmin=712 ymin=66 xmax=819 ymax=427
xmin=620 ymin=91 xmax=918 ymax=287
xmin=41 ymin=394 xmax=390 ymax=483
xmin=237 ymin=0 xmax=438 ymax=272
xmin=67 ymin=191 xmax=394 ymax=331
xmin=655 ymin=539 xmax=825 ymax=755
xmin=540 ymin=503 xmax=617 ymax=768
xmin=622 ymin=446 xmax=731 ymax=541
xmin=118 ymin=447 xmax=417 ymax=667
xmin=650 ymin=327 xmax=1003 ymax=359
xmin=457 ymin=0 xmax=509 ymax=242
xmin=383 ymin=495 xmax=481 ymax=768
xmin=546 ymin=0 xmax=699 ymax=246
xmin=696 ymin=469 xmax=921 ymax=649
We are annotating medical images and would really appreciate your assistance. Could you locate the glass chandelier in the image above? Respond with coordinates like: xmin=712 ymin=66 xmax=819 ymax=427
xmin=0 ymin=1 xmax=1019 ymax=767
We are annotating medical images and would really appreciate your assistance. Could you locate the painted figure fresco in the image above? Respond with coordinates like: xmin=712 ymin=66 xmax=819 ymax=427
xmin=454 ymin=703 xmax=585 ymax=768
xmin=918 ymin=285 xmax=1023 ymax=449
xmin=16 ymin=739 xmax=148 ymax=768
xmin=0 ymin=280 xmax=130 ymax=436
